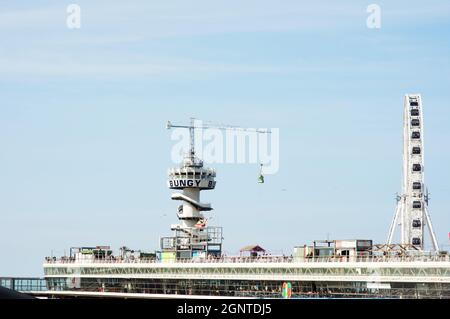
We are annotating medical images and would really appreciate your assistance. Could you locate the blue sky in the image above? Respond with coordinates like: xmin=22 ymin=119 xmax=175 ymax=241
xmin=0 ymin=1 xmax=449 ymax=276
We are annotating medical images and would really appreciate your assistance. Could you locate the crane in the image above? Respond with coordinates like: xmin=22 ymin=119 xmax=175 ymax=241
xmin=166 ymin=117 xmax=271 ymax=183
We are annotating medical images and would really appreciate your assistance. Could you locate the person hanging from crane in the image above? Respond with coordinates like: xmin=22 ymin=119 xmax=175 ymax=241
xmin=258 ymin=163 xmax=265 ymax=184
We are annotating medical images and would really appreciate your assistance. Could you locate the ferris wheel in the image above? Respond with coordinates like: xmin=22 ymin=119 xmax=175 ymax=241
xmin=387 ymin=94 xmax=439 ymax=251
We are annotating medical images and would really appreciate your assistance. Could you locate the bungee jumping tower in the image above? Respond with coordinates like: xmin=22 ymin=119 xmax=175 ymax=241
xmin=160 ymin=119 xmax=222 ymax=260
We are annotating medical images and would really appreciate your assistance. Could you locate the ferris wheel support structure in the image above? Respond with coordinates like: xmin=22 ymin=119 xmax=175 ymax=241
xmin=387 ymin=94 xmax=439 ymax=251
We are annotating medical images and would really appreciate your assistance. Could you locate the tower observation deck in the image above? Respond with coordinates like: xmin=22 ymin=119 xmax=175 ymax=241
xmin=387 ymin=94 xmax=439 ymax=251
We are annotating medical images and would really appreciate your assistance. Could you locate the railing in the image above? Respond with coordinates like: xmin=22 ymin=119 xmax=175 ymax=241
xmin=43 ymin=254 xmax=450 ymax=265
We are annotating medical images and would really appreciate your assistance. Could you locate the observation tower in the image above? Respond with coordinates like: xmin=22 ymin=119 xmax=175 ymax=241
xmin=161 ymin=119 xmax=222 ymax=259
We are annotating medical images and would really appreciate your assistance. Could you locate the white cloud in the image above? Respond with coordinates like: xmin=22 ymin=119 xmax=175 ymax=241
xmin=0 ymin=1 xmax=448 ymax=80
xmin=0 ymin=1 xmax=448 ymax=37
xmin=0 ymin=53 xmax=292 ymax=79
xmin=0 ymin=5 xmax=63 ymax=29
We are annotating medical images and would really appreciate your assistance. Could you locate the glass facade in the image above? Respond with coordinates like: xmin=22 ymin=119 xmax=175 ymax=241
xmin=43 ymin=277 xmax=450 ymax=299
xmin=42 ymin=262 xmax=450 ymax=298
